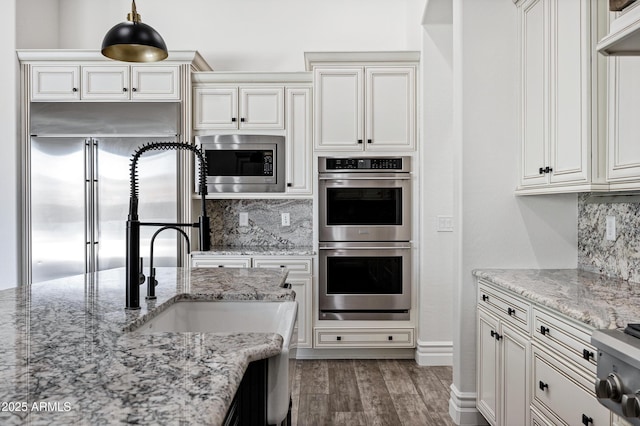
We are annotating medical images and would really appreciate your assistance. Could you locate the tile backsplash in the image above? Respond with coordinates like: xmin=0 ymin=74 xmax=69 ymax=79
xmin=578 ymin=193 xmax=640 ymax=282
xmin=206 ymin=199 xmax=313 ymax=247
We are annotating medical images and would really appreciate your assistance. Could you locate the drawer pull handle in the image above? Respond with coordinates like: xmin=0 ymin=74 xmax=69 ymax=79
xmin=336 ymin=336 xmax=342 ymax=341
xmin=491 ymin=330 xmax=502 ymax=340
xmin=583 ymin=349 xmax=594 ymax=360
xmin=218 ymin=265 xmax=224 ymax=268
xmin=539 ymin=381 xmax=548 ymax=391
xmin=507 ymin=307 xmax=515 ymax=316
xmin=280 ymin=265 xmax=286 ymax=268
xmin=540 ymin=326 xmax=550 ymax=336
xmin=482 ymin=294 xmax=489 ymax=302
xmin=581 ymin=414 xmax=593 ymax=425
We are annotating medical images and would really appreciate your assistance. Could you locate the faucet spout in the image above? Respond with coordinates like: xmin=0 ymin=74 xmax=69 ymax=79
xmin=125 ymin=141 xmax=209 ymax=310
xmin=147 ymin=226 xmax=191 ymax=300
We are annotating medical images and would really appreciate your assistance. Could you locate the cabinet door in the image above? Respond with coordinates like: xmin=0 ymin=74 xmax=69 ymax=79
xmin=288 ymin=277 xmax=312 ymax=349
xmin=286 ymin=87 xmax=312 ymax=195
xmin=314 ymin=68 xmax=364 ymax=150
xmin=130 ymin=66 xmax=180 ymax=100
xmin=607 ymin=57 xmax=640 ymax=184
xmin=477 ymin=309 xmax=500 ymax=425
xmin=81 ymin=66 xmax=130 ymax=101
xmin=31 ymin=66 xmax=80 ymax=101
xmin=365 ymin=67 xmax=415 ymax=151
xmin=520 ymin=0 xmax=549 ymax=188
xmin=193 ymin=87 xmax=239 ymax=130
xmin=548 ymin=0 xmax=589 ymax=185
xmin=501 ymin=322 xmax=530 ymax=426
xmin=239 ymin=87 xmax=284 ymax=129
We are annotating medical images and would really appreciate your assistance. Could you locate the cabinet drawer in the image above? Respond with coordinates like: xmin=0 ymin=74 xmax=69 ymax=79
xmin=314 ymin=328 xmax=414 ymax=348
xmin=533 ymin=307 xmax=597 ymax=375
xmin=191 ymin=257 xmax=251 ymax=268
xmin=252 ymin=257 xmax=312 ymax=275
xmin=478 ymin=281 xmax=531 ymax=334
xmin=532 ymin=346 xmax=610 ymax=426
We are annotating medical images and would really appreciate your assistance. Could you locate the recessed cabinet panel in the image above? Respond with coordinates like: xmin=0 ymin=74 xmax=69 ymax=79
xmin=366 ymin=67 xmax=415 ymax=150
xmin=193 ymin=87 xmax=238 ymax=129
xmin=477 ymin=309 xmax=500 ymax=425
xmin=286 ymin=88 xmax=312 ymax=195
xmin=131 ymin=66 xmax=180 ymax=100
xmin=239 ymin=87 xmax=284 ymax=129
xmin=521 ymin=0 xmax=548 ymax=187
xmin=314 ymin=68 xmax=363 ymax=150
xmin=608 ymin=57 xmax=640 ymax=183
xmin=502 ymin=323 xmax=529 ymax=426
xmin=82 ymin=66 xmax=129 ymax=100
xmin=31 ymin=66 xmax=80 ymax=101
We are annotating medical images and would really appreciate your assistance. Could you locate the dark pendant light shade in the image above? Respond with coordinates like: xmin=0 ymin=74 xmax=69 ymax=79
xmin=101 ymin=1 xmax=168 ymax=63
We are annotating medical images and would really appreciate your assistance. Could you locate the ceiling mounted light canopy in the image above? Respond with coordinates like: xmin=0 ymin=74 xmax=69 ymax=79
xmin=101 ymin=0 xmax=168 ymax=63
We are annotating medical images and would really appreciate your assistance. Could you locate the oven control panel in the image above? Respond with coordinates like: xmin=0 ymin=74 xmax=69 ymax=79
xmin=322 ymin=157 xmax=409 ymax=172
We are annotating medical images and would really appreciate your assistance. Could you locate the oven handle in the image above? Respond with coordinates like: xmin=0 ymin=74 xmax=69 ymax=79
xmin=318 ymin=175 xmax=411 ymax=181
xmin=319 ymin=245 xmax=411 ymax=250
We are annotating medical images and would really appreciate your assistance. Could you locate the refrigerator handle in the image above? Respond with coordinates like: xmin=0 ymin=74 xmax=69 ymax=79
xmin=84 ymin=139 xmax=92 ymax=273
xmin=93 ymin=139 xmax=100 ymax=272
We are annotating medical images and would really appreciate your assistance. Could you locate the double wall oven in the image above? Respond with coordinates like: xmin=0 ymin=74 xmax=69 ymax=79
xmin=318 ymin=157 xmax=412 ymax=320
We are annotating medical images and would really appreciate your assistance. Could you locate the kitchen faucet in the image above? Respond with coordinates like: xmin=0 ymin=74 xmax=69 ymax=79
xmin=146 ymin=225 xmax=191 ymax=300
xmin=126 ymin=141 xmax=210 ymax=310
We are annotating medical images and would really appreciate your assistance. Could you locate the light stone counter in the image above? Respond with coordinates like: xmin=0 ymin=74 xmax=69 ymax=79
xmin=473 ymin=269 xmax=640 ymax=330
xmin=0 ymin=267 xmax=294 ymax=425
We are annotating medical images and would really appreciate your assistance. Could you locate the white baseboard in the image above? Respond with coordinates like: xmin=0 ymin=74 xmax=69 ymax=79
xmin=414 ymin=339 xmax=453 ymax=366
xmin=293 ymin=347 xmax=415 ymax=360
xmin=448 ymin=384 xmax=488 ymax=425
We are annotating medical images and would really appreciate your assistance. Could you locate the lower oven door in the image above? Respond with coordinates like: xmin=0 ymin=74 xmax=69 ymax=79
xmin=319 ymin=242 xmax=411 ymax=320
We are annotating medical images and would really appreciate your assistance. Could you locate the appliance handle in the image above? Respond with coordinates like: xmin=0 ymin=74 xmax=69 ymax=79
xmin=319 ymin=175 xmax=410 ymax=181
xmin=319 ymin=245 xmax=411 ymax=250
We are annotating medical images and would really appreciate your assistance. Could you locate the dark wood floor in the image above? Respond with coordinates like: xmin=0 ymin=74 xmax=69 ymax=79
xmin=290 ymin=360 xmax=455 ymax=426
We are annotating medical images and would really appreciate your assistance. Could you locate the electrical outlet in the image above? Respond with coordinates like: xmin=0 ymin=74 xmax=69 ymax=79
xmin=606 ymin=215 xmax=616 ymax=241
xmin=239 ymin=212 xmax=249 ymax=227
xmin=281 ymin=213 xmax=290 ymax=227
xmin=437 ymin=215 xmax=454 ymax=232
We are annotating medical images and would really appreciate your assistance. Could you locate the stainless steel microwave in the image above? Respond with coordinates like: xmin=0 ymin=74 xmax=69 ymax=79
xmin=195 ymin=134 xmax=285 ymax=193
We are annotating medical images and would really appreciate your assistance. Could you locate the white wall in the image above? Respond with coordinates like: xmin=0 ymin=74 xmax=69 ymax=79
xmin=450 ymin=0 xmax=578 ymax=424
xmin=58 ymin=0 xmax=423 ymax=71
xmin=0 ymin=0 xmax=18 ymax=290
xmin=17 ymin=0 xmax=60 ymax=48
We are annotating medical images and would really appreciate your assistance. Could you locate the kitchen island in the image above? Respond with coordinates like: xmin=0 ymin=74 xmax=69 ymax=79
xmin=0 ymin=267 xmax=294 ymax=425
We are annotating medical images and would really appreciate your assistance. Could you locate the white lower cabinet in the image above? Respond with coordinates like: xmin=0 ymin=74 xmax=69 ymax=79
xmin=477 ymin=279 xmax=613 ymax=426
xmin=477 ymin=305 xmax=530 ymax=426
xmin=191 ymin=254 xmax=313 ymax=349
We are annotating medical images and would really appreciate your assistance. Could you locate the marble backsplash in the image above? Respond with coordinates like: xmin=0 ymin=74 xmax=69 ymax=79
xmin=206 ymin=199 xmax=313 ymax=247
xmin=578 ymin=193 xmax=640 ymax=282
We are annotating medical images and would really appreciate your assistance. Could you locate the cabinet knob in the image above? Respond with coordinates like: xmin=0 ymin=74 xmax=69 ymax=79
xmin=287 ymin=183 xmax=292 ymax=187
xmin=540 ymin=325 xmax=550 ymax=336
xmin=581 ymin=414 xmax=593 ymax=425
xmin=482 ymin=294 xmax=489 ymax=302
xmin=123 ymin=88 xmax=128 ymax=92
xmin=357 ymin=139 xmax=363 ymax=144
xmin=231 ymin=117 xmax=237 ymax=122
xmin=507 ymin=307 xmax=515 ymax=316
xmin=367 ymin=139 xmax=372 ymax=144
xmin=336 ymin=336 xmax=342 ymax=341
xmin=240 ymin=117 xmax=245 ymax=122
xmin=132 ymin=88 xmax=137 ymax=92
xmin=539 ymin=167 xmax=545 ymax=175
xmin=72 ymin=88 xmax=78 ymax=92
xmin=218 ymin=265 xmax=224 ymax=268
xmin=388 ymin=336 xmax=393 ymax=341
xmin=539 ymin=381 xmax=549 ymax=391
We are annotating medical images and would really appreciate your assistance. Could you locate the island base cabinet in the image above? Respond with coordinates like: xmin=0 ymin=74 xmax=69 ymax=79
xmin=531 ymin=345 xmax=611 ymax=426
xmin=223 ymin=359 xmax=267 ymax=426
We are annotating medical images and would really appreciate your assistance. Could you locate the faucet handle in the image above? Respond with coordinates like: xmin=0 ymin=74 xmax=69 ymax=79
xmin=139 ymin=258 xmax=146 ymax=285
xmin=146 ymin=267 xmax=158 ymax=300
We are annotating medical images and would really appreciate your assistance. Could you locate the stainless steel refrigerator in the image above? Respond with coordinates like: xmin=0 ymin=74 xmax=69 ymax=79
xmin=29 ymin=103 xmax=181 ymax=283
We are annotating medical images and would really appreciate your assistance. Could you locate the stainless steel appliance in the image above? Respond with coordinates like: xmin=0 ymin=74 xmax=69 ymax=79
xmin=319 ymin=157 xmax=411 ymax=242
xmin=28 ymin=103 xmax=180 ymax=283
xmin=592 ymin=327 xmax=640 ymax=425
xmin=195 ymin=134 xmax=285 ymax=193
xmin=318 ymin=156 xmax=412 ymax=320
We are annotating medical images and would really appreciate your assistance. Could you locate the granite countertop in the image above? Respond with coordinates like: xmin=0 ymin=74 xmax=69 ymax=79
xmin=192 ymin=246 xmax=316 ymax=256
xmin=0 ymin=267 xmax=294 ymax=425
xmin=473 ymin=269 xmax=640 ymax=330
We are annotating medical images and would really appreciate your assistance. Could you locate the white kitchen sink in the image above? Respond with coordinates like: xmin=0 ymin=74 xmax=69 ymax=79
xmin=134 ymin=300 xmax=297 ymax=425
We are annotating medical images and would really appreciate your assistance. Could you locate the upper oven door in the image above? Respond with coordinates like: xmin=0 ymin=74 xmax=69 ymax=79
xmin=319 ymin=172 xmax=411 ymax=241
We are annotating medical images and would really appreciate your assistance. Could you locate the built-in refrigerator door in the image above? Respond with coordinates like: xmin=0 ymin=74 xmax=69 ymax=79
xmin=30 ymin=137 xmax=87 ymax=283
xmin=95 ymin=137 xmax=178 ymax=272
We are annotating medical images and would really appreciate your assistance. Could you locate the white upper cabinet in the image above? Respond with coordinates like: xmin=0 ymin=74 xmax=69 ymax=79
xmin=516 ymin=0 xmax=608 ymax=194
xmin=193 ymin=85 xmax=284 ymax=130
xmin=607 ymin=56 xmax=640 ymax=189
xmin=32 ymin=64 xmax=180 ymax=102
xmin=285 ymin=87 xmax=312 ymax=195
xmin=305 ymin=52 xmax=419 ymax=152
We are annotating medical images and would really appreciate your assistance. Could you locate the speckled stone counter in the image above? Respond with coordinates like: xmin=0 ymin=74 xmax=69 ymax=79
xmin=192 ymin=246 xmax=316 ymax=256
xmin=473 ymin=269 xmax=640 ymax=330
xmin=0 ymin=267 xmax=294 ymax=425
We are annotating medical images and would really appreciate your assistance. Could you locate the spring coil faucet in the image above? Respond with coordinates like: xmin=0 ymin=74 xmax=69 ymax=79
xmin=126 ymin=141 xmax=210 ymax=310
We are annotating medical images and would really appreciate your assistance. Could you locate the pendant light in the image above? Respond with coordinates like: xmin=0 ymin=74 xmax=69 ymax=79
xmin=101 ymin=0 xmax=168 ymax=62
